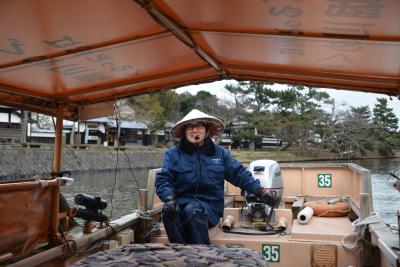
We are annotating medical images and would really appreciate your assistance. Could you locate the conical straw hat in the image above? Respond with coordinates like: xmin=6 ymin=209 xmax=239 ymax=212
xmin=171 ymin=109 xmax=224 ymax=138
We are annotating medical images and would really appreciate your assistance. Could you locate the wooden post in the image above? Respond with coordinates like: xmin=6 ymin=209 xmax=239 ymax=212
xmin=20 ymin=110 xmax=28 ymax=144
xmin=70 ymin=121 xmax=75 ymax=145
xmin=50 ymin=106 xmax=63 ymax=243
xmin=146 ymin=169 xmax=161 ymax=211
xmin=50 ymin=181 xmax=60 ymax=241
xmin=360 ymin=193 xmax=370 ymax=219
xmin=138 ymin=189 xmax=147 ymax=212
xmin=360 ymin=192 xmax=373 ymax=267
xmin=398 ymin=210 xmax=400 ymax=246
xmin=53 ymin=106 xmax=63 ymax=175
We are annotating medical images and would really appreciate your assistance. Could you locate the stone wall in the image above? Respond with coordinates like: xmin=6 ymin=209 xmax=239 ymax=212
xmin=0 ymin=145 xmax=164 ymax=180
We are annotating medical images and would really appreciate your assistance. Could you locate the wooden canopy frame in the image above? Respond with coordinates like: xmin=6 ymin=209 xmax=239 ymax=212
xmin=0 ymin=0 xmax=399 ymax=121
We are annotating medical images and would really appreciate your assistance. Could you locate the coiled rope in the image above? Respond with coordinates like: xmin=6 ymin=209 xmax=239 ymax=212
xmin=341 ymin=212 xmax=381 ymax=250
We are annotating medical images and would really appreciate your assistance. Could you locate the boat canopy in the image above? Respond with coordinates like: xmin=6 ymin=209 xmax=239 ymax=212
xmin=1 ymin=0 xmax=399 ymax=120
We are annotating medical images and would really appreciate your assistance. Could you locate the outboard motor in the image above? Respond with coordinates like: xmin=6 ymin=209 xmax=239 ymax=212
xmin=245 ymin=160 xmax=284 ymax=223
xmin=250 ymin=160 xmax=284 ymax=207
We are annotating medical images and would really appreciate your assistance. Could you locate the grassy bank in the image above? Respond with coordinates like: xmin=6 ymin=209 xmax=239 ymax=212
xmin=230 ymin=149 xmax=400 ymax=164
xmin=230 ymin=150 xmax=321 ymax=164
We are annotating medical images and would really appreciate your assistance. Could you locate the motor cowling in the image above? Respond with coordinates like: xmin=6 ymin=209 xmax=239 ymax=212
xmin=249 ymin=160 xmax=284 ymax=208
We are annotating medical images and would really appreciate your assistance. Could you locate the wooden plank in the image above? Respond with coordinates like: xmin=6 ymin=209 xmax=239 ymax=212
xmin=146 ymin=168 xmax=161 ymax=210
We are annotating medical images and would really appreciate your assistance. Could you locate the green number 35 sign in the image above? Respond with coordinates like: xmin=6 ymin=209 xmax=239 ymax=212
xmin=262 ymin=244 xmax=280 ymax=262
xmin=318 ymin=174 xmax=332 ymax=188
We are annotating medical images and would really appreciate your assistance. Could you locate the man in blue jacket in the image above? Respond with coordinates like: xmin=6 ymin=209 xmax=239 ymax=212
xmin=155 ymin=109 xmax=275 ymax=244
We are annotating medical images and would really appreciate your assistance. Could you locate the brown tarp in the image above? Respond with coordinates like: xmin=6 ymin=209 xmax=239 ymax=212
xmin=0 ymin=0 xmax=399 ymax=119
xmin=0 ymin=180 xmax=59 ymax=257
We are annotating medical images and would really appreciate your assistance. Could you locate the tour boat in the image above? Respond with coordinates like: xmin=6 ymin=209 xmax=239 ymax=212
xmin=1 ymin=1 xmax=399 ymax=266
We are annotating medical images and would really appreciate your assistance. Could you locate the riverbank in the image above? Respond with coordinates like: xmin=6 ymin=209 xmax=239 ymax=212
xmin=1 ymin=143 xmax=399 ymax=179
xmin=231 ymin=149 xmax=400 ymax=164
xmin=0 ymin=144 xmax=164 ymax=180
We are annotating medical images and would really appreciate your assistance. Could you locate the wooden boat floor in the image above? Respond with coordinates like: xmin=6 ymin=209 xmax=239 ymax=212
xmin=290 ymin=216 xmax=353 ymax=242
xmin=149 ymin=207 xmax=359 ymax=266
xmin=149 ymin=217 xmax=358 ymax=266
xmin=152 ymin=216 xmax=354 ymax=247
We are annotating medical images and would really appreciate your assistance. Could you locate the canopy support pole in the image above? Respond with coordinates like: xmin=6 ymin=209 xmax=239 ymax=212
xmin=53 ymin=105 xmax=63 ymax=175
xmin=50 ymin=105 xmax=64 ymax=244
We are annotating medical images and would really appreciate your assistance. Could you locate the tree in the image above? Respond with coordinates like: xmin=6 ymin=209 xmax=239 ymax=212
xmin=223 ymin=83 xmax=252 ymax=132
xmin=176 ymin=92 xmax=197 ymax=116
xmin=319 ymin=109 xmax=376 ymax=158
xmin=273 ymin=86 xmax=330 ymax=153
xmin=190 ymin=91 xmax=220 ymax=115
xmin=159 ymin=90 xmax=181 ymax=122
xmin=149 ymin=118 xmax=165 ymax=145
xmin=372 ymin=98 xmax=399 ymax=155
xmin=225 ymin=83 xmax=251 ymax=114
xmin=231 ymin=124 xmax=258 ymax=150
xmin=236 ymin=81 xmax=276 ymax=113
xmin=351 ymin=106 xmax=371 ymax=123
xmin=129 ymin=93 xmax=166 ymax=145
xmin=224 ymin=81 xmax=278 ymax=150
xmin=373 ymin=98 xmax=398 ymax=133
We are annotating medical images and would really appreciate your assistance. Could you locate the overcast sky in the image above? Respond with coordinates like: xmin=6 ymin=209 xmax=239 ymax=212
xmin=175 ymin=80 xmax=400 ymax=119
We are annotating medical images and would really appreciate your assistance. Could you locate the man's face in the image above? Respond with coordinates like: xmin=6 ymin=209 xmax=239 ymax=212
xmin=185 ymin=122 xmax=206 ymax=145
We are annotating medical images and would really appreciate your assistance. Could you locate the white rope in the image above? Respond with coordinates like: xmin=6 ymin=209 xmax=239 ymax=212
xmin=341 ymin=212 xmax=381 ymax=250
xmin=39 ymin=180 xmax=49 ymax=188
xmin=351 ymin=212 xmax=381 ymax=230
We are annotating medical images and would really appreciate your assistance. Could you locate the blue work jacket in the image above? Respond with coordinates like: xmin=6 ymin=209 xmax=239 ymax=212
xmin=155 ymin=141 xmax=261 ymax=226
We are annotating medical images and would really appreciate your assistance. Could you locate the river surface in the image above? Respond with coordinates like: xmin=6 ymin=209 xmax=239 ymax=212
xmin=62 ymin=168 xmax=149 ymax=221
xmin=61 ymin=158 xmax=400 ymax=225
xmin=351 ymin=158 xmax=400 ymax=225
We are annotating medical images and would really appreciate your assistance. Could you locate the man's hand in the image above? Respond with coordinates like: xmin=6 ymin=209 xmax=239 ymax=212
xmin=163 ymin=196 xmax=176 ymax=218
xmin=255 ymin=188 xmax=276 ymax=207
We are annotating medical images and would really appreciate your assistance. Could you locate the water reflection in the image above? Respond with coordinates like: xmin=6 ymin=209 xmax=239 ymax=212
xmin=62 ymin=158 xmax=400 ymax=225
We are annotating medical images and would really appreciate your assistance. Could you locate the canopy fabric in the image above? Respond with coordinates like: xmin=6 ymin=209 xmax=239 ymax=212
xmin=0 ymin=0 xmax=399 ymax=120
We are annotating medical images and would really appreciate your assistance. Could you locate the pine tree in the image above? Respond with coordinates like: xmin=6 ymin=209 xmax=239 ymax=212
xmin=372 ymin=97 xmax=399 ymax=155
xmin=373 ymin=98 xmax=398 ymax=133
xmin=351 ymin=106 xmax=371 ymax=123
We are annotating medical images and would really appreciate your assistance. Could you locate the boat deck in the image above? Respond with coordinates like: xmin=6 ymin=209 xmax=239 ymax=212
xmin=291 ymin=216 xmax=353 ymax=242
xmin=151 ymin=207 xmax=357 ymax=266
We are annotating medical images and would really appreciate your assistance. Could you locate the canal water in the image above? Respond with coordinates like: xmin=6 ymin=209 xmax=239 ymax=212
xmin=62 ymin=168 xmax=149 ymax=221
xmin=352 ymin=158 xmax=400 ymax=225
xmin=61 ymin=158 xmax=400 ymax=225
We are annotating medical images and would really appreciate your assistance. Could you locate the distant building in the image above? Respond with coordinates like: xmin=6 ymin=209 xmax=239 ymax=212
xmin=0 ymin=108 xmax=175 ymax=147
xmin=79 ymin=117 xmax=110 ymax=145
xmin=218 ymin=131 xmax=233 ymax=150
xmin=106 ymin=119 xmax=148 ymax=146
xmin=259 ymin=135 xmax=282 ymax=149
xmin=224 ymin=119 xmax=284 ymax=150
xmin=65 ymin=117 xmax=149 ymax=146
xmin=0 ymin=106 xmax=21 ymax=143
xmin=29 ymin=122 xmax=69 ymax=144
